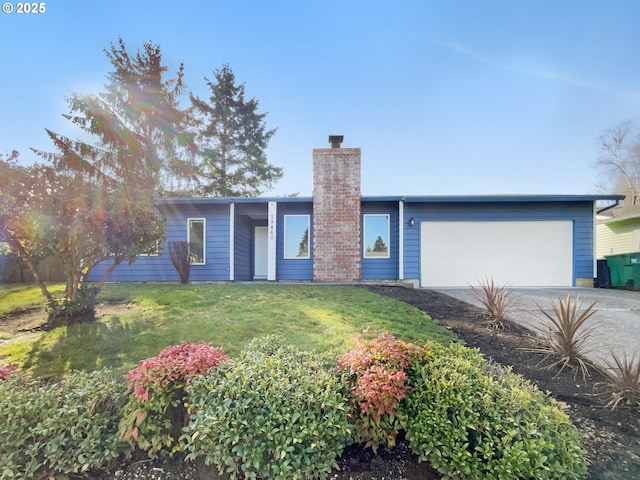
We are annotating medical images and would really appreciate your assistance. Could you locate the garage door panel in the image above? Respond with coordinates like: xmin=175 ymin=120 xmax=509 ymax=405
xmin=420 ymin=221 xmax=573 ymax=287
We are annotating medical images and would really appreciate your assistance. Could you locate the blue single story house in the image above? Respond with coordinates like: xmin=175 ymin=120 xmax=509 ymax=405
xmin=89 ymin=139 xmax=623 ymax=288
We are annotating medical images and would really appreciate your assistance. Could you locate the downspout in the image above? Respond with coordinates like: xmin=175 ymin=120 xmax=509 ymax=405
xmin=592 ymin=201 xmax=596 ymax=285
xmin=593 ymin=199 xmax=620 ymax=283
xmin=398 ymin=200 xmax=404 ymax=280
xmin=229 ymin=202 xmax=235 ymax=281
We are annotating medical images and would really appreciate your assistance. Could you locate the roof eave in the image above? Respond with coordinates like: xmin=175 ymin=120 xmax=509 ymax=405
xmin=158 ymin=194 xmax=625 ymax=206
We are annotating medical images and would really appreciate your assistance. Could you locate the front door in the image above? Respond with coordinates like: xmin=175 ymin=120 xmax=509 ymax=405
xmin=254 ymin=226 xmax=268 ymax=279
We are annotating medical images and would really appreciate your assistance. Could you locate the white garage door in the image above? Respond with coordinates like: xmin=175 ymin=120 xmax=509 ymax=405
xmin=420 ymin=221 xmax=573 ymax=287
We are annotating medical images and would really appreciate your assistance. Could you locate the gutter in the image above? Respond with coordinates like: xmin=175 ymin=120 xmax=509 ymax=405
xmin=596 ymin=199 xmax=620 ymax=215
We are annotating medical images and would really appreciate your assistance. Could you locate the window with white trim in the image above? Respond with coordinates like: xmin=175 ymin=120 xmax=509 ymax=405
xmin=188 ymin=218 xmax=206 ymax=265
xmin=284 ymin=215 xmax=310 ymax=259
xmin=363 ymin=214 xmax=390 ymax=258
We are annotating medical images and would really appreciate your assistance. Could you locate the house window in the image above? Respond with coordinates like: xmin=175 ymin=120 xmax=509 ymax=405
xmin=284 ymin=215 xmax=310 ymax=259
xmin=188 ymin=218 xmax=206 ymax=265
xmin=363 ymin=214 xmax=390 ymax=258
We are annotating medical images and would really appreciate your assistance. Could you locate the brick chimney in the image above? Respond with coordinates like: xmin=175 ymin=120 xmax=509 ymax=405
xmin=312 ymin=136 xmax=362 ymax=281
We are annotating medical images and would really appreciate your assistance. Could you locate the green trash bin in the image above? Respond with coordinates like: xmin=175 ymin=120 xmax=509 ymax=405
xmin=627 ymin=253 xmax=640 ymax=290
xmin=606 ymin=254 xmax=625 ymax=288
xmin=606 ymin=253 xmax=640 ymax=290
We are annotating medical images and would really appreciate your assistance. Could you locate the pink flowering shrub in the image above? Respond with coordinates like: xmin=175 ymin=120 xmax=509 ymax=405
xmin=120 ymin=341 xmax=229 ymax=457
xmin=337 ymin=332 xmax=427 ymax=451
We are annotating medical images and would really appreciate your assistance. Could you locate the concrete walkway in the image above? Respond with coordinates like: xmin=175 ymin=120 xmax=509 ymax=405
xmin=434 ymin=287 xmax=640 ymax=368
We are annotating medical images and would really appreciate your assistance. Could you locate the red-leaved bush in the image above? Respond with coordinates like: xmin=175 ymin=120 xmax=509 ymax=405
xmin=337 ymin=332 xmax=427 ymax=451
xmin=126 ymin=341 xmax=229 ymax=401
xmin=120 ymin=341 xmax=229 ymax=457
xmin=0 ymin=362 xmax=20 ymax=381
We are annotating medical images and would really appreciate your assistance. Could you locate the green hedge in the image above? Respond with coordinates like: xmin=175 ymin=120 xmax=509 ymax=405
xmin=401 ymin=342 xmax=588 ymax=480
xmin=183 ymin=336 xmax=355 ymax=479
xmin=0 ymin=336 xmax=589 ymax=480
xmin=0 ymin=369 xmax=130 ymax=479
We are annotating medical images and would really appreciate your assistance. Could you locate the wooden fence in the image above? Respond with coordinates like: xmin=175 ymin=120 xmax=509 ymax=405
xmin=0 ymin=254 xmax=66 ymax=283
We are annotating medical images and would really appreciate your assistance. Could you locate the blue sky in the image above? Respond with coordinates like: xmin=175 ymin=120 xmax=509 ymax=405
xmin=2 ymin=0 xmax=639 ymax=197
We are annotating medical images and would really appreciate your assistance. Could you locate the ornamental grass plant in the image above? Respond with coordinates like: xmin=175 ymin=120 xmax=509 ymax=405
xmin=528 ymin=295 xmax=598 ymax=381
xmin=469 ymin=278 xmax=517 ymax=329
xmin=598 ymin=350 xmax=640 ymax=410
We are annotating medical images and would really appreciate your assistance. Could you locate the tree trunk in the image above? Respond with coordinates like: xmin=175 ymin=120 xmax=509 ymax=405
xmin=10 ymin=240 xmax=53 ymax=303
xmin=94 ymin=257 xmax=124 ymax=292
xmin=26 ymin=257 xmax=53 ymax=304
xmin=47 ymin=260 xmax=101 ymax=327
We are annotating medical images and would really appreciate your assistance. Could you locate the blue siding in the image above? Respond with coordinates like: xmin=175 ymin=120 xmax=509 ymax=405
xmin=277 ymin=202 xmax=313 ymax=280
xmin=88 ymin=196 xmax=597 ymax=284
xmin=234 ymin=203 xmax=269 ymax=281
xmin=361 ymin=202 xmax=398 ymax=279
xmin=402 ymin=201 xmax=595 ymax=285
xmin=88 ymin=203 xmax=231 ymax=282
xmin=89 ymin=254 xmax=179 ymax=282
xmin=234 ymin=213 xmax=252 ymax=281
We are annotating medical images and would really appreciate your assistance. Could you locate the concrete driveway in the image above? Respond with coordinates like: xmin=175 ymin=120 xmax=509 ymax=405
xmin=434 ymin=287 xmax=640 ymax=368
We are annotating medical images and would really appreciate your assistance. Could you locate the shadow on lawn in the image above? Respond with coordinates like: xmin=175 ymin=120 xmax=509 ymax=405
xmin=22 ymin=315 xmax=148 ymax=378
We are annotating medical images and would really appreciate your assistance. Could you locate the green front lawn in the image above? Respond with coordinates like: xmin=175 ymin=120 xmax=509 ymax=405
xmin=0 ymin=283 xmax=456 ymax=379
xmin=0 ymin=283 xmax=65 ymax=316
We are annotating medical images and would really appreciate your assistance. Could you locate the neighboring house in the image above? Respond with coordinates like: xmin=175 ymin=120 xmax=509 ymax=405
xmin=596 ymin=205 xmax=640 ymax=259
xmin=89 ymin=139 xmax=623 ymax=288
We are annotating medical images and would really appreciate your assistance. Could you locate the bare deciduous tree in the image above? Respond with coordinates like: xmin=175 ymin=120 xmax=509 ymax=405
xmin=596 ymin=120 xmax=640 ymax=204
xmin=169 ymin=241 xmax=193 ymax=284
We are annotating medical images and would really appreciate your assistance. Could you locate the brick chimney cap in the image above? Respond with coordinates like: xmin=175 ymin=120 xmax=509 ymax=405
xmin=328 ymin=135 xmax=344 ymax=148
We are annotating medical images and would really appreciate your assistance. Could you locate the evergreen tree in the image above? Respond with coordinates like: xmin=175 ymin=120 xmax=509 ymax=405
xmin=297 ymin=228 xmax=309 ymax=257
xmin=190 ymin=64 xmax=282 ymax=196
xmin=373 ymin=235 xmax=387 ymax=253
xmin=38 ymin=37 xmax=194 ymax=194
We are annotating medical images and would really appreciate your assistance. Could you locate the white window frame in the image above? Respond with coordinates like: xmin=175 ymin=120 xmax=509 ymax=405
xmin=188 ymin=218 xmax=206 ymax=265
xmin=363 ymin=214 xmax=390 ymax=259
xmin=284 ymin=215 xmax=310 ymax=259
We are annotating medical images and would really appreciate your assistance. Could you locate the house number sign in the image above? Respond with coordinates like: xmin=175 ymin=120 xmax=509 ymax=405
xmin=269 ymin=213 xmax=275 ymax=241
